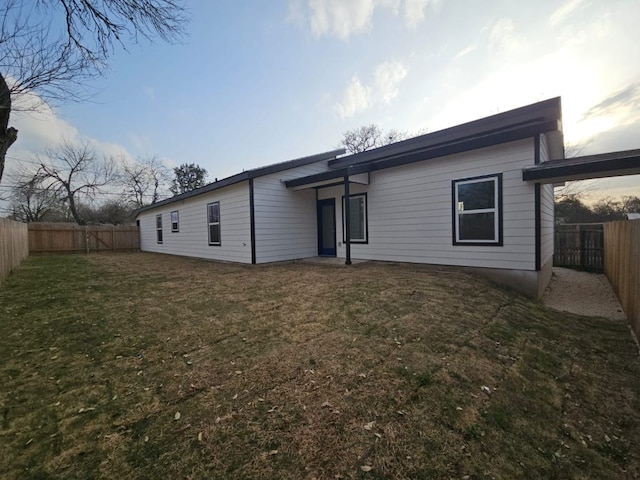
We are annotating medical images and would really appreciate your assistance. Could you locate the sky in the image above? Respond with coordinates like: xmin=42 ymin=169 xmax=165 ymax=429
xmin=5 ymin=0 xmax=640 ymax=204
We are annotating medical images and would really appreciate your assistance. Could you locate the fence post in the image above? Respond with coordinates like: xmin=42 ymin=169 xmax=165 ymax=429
xmin=85 ymin=226 xmax=89 ymax=254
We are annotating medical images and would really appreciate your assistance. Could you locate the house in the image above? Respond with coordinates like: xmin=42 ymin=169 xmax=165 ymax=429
xmin=136 ymin=97 xmax=577 ymax=297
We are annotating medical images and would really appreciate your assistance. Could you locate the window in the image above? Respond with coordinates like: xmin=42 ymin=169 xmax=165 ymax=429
xmin=452 ymin=174 xmax=502 ymax=245
xmin=342 ymin=193 xmax=368 ymax=243
xmin=156 ymin=214 xmax=163 ymax=244
xmin=207 ymin=202 xmax=221 ymax=246
xmin=171 ymin=210 xmax=179 ymax=232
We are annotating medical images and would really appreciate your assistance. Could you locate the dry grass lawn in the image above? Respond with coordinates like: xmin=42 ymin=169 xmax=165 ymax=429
xmin=0 ymin=253 xmax=639 ymax=479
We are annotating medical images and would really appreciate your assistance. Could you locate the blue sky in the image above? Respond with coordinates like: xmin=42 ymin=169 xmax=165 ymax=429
xmin=7 ymin=0 xmax=640 ymax=202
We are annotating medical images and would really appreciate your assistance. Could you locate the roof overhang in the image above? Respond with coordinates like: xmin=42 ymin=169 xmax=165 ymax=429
xmin=134 ymin=148 xmax=345 ymax=217
xmin=286 ymin=119 xmax=560 ymax=189
xmin=522 ymin=149 xmax=640 ymax=183
xmin=330 ymin=97 xmax=563 ymax=169
xmin=289 ymin=172 xmax=369 ymax=191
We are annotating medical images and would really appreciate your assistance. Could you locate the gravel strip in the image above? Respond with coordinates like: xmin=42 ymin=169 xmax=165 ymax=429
xmin=542 ymin=267 xmax=626 ymax=321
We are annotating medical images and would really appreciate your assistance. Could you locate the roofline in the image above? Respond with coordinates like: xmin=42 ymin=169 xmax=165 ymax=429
xmin=522 ymin=149 xmax=640 ymax=183
xmin=134 ymin=148 xmax=345 ymax=216
xmin=329 ymin=97 xmax=562 ymax=169
xmin=286 ymin=119 xmax=560 ymax=189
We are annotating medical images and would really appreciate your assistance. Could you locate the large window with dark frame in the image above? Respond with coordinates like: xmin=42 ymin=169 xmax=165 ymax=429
xmin=156 ymin=214 xmax=163 ymax=244
xmin=342 ymin=193 xmax=368 ymax=243
xmin=452 ymin=174 xmax=502 ymax=245
xmin=207 ymin=202 xmax=221 ymax=246
xmin=171 ymin=210 xmax=179 ymax=232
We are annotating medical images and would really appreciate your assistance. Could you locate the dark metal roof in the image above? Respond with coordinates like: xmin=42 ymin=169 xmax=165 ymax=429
xmin=134 ymin=148 xmax=345 ymax=216
xmin=329 ymin=97 xmax=563 ymax=169
xmin=286 ymin=117 xmax=560 ymax=189
xmin=522 ymin=149 xmax=640 ymax=183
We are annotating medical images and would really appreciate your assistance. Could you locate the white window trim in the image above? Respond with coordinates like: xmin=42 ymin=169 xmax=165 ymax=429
xmin=342 ymin=193 xmax=368 ymax=244
xmin=156 ymin=214 xmax=163 ymax=244
xmin=171 ymin=210 xmax=179 ymax=232
xmin=453 ymin=174 xmax=502 ymax=246
xmin=207 ymin=202 xmax=221 ymax=246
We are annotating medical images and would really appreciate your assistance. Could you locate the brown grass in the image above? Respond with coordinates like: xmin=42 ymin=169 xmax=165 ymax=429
xmin=0 ymin=253 xmax=639 ymax=479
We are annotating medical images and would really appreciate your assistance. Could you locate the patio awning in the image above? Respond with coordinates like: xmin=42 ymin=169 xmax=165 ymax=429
xmin=522 ymin=149 xmax=640 ymax=183
xmin=287 ymin=172 xmax=369 ymax=190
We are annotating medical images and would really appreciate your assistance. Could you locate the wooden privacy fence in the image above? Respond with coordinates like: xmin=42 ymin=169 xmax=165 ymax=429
xmin=0 ymin=218 xmax=29 ymax=285
xmin=604 ymin=220 xmax=640 ymax=341
xmin=554 ymin=224 xmax=604 ymax=272
xmin=29 ymin=223 xmax=139 ymax=253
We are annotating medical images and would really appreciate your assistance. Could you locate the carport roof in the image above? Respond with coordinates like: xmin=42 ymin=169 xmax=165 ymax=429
xmin=522 ymin=149 xmax=640 ymax=183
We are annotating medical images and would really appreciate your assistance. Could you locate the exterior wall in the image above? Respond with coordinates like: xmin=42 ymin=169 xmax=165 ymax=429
xmin=253 ymin=161 xmax=330 ymax=263
xmin=138 ymin=181 xmax=251 ymax=263
xmin=318 ymin=139 xmax=538 ymax=271
xmin=539 ymin=133 xmax=550 ymax=163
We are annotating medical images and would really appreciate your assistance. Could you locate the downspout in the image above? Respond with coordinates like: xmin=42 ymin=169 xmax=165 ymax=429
xmin=344 ymin=174 xmax=351 ymax=265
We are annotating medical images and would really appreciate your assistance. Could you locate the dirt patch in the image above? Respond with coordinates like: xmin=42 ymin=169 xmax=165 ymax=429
xmin=543 ymin=267 xmax=626 ymax=321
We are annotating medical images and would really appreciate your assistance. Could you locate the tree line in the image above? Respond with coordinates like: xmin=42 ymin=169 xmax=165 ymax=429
xmin=3 ymin=140 xmax=207 ymax=225
xmin=555 ymin=194 xmax=640 ymax=224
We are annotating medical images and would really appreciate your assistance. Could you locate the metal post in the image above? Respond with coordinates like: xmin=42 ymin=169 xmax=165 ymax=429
xmin=344 ymin=175 xmax=351 ymax=265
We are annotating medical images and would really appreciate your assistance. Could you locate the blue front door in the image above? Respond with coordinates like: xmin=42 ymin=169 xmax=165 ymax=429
xmin=317 ymin=199 xmax=336 ymax=256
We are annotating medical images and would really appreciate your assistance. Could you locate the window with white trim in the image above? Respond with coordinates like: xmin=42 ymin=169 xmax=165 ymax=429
xmin=207 ymin=202 xmax=221 ymax=246
xmin=452 ymin=174 xmax=502 ymax=245
xmin=342 ymin=193 xmax=368 ymax=243
xmin=171 ymin=210 xmax=179 ymax=232
xmin=156 ymin=214 xmax=163 ymax=244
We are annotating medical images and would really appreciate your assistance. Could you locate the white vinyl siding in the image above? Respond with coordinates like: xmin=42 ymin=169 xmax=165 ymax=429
xmin=138 ymin=181 xmax=251 ymax=263
xmin=319 ymin=139 xmax=538 ymax=271
xmin=253 ymin=160 xmax=330 ymax=263
xmin=538 ymin=133 xmax=555 ymax=268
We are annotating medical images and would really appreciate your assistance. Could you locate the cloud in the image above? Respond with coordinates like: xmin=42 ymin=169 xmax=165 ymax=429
xmin=549 ymin=0 xmax=586 ymax=26
xmin=581 ymin=83 xmax=640 ymax=121
xmin=488 ymin=18 xmax=521 ymax=55
xmin=374 ymin=61 xmax=408 ymax=103
xmin=6 ymin=100 xmax=135 ymax=180
xmin=142 ymin=86 xmax=156 ymax=101
xmin=334 ymin=76 xmax=372 ymax=118
xmin=571 ymin=83 xmax=640 ymax=144
xmin=289 ymin=0 xmax=440 ymax=39
xmin=334 ymin=61 xmax=407 ymax=118
xmin=404 ymin=0 xmax=441 ymax=28
xmin=307 ymin=0 xmax=377 ymax=40
xmin=454 ymin=44 xmax=476 ymax=59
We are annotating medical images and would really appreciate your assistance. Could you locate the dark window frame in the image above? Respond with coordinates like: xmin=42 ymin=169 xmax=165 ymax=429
xmin=207 ymin=201 xmax=221 ymax=246
xmin=171 ymin=210 xmax=179 ymax=232
xmin=341 ymin=192 xmax=368 ymax=244
xmin=156 ymin=214 xmax=163 ymax=244
xmin=451 ymin=173 xmax=503 ymax=246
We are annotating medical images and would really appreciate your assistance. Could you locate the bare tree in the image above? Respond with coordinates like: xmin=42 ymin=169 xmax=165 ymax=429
xmin=7 ymin=173 xmax=61 ymax=222
xmin=120 ymin=155 xmax=170 ymax=208
xmin=0 ymin=0 xmax=188 ymax=183
xmin=35 ymin=141 xmax=116 ymax=224
xmin=340 ymin=124 xmax=410 ymax=154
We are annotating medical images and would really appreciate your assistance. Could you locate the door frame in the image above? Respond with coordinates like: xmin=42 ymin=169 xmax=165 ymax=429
xmin=317 ymin=198 xmax=336 ymax=256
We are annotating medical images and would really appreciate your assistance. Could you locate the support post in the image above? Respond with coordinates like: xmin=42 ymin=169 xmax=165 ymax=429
xmin=344 ymin=175 xmax=351 ymax=265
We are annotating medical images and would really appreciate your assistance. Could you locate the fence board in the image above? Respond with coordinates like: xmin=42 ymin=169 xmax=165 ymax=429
xmin=29 ymin=223 xmax=139 ymax=253
xmin=0 ymin=218 xmax=29 ymax=285
xmin=554 ymin=224 xmax=604 ymax=272
xmin=604 ymin=220 xmax=640 ymax=341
